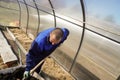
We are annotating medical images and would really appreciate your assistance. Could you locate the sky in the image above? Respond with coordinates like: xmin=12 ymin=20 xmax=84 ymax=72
xmin=84 ymin=0 xmax=120 ymax=25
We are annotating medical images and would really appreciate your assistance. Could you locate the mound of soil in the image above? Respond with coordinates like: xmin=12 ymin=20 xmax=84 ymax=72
xmin=42 ymin=58 xmax=74 ymax=80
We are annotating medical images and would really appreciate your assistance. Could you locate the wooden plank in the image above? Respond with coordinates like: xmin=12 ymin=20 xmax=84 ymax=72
xmin=0 ymin=31 xmax=17 ymax=64
xmin=32 ymin=72 xmax=45 ymax=80
xmin=7 ymin=28 xmax=27 ymax=54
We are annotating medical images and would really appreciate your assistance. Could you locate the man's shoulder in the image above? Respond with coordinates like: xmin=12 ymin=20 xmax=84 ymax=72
xmin=35 ymin=34 xmax=47 ymax=42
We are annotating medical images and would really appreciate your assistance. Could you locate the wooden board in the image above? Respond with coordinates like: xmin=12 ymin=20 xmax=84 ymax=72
xmin=0 ymin=31 xmax=17 ymax=64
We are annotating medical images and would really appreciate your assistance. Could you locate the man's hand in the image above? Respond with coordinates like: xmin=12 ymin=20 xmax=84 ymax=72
xmin=23 ymin=71 xmax=30 ymax=79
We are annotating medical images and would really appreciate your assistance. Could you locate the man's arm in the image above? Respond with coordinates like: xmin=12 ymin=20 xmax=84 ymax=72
xmin=61 ymin=28 xmax=69 ymax=43
xmin=25 ymin=40 xmax=42 ymax=71
xmin=23 ymin=40 xmax=42 ymax=79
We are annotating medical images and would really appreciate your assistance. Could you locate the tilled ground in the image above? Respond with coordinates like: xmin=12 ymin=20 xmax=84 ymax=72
xmin=8 ymin=28 xmax=74 ymax=80
xmin=10 ymin=28 xmax=33 ymax=51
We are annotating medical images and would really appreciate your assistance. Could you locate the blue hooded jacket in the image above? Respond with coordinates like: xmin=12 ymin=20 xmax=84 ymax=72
xmin=25 ymin=28 xmax=69 ymax=71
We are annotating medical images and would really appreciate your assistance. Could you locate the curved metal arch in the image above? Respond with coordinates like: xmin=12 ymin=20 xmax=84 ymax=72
xmin=23 ymin=0 xmax=29 ymax=33
xmin=33 ymin=0 xmax=40 ymax=36
xmin=48 ymin=0 xmax=56 ymax=28
xmin=69 ymin=0 xmax=86 ymax=72
xmin=17 ymin=0 xmax=21 ymax=27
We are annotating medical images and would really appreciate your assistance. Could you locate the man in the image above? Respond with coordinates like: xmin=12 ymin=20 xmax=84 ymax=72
xmin=23 ymin=27 xmax=69 ymax=79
